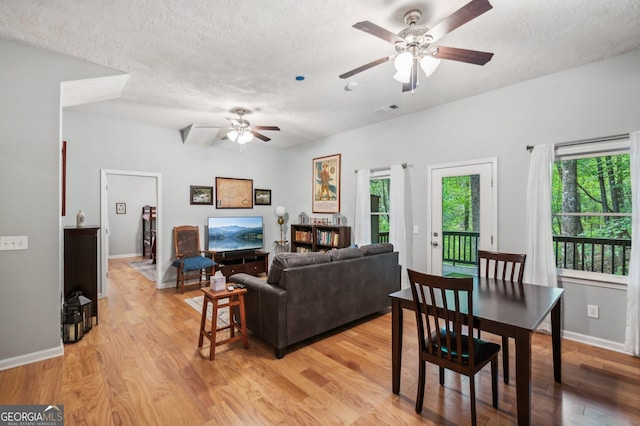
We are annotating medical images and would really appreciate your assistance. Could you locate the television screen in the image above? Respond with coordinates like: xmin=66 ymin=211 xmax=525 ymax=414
xmin=207 ymin=216 xmax=264 ymax=253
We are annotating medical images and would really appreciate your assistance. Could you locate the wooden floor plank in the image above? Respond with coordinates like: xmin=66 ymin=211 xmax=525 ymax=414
xmin=1 ymin=257 xmax=639 ymax=425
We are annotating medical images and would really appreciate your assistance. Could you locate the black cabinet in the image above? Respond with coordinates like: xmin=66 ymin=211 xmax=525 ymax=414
xmin=64 ymin=226 xmax=100 ymax=324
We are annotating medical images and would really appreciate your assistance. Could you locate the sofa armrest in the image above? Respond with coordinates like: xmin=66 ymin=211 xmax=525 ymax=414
xmin=229 ymin=273 xmax=288 ymax=357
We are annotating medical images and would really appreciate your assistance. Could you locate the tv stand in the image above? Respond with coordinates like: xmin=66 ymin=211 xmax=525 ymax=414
xmin=214 ymin=250 xmax=269 ymax=278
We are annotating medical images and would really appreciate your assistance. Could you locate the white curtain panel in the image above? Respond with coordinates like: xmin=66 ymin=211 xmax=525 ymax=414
xmin=390 ymin=165 xmax=408 ymax=289
xmin=524 ymin=144 xmax=558 ymax=332
xmin=354 ymin=169 xmax=371 ymax=247
xmin=625 ymin=131 xmax=640 ymax=355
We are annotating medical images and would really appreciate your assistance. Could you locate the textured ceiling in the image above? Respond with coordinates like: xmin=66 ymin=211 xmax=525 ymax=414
xmin=1 ymin=0 xmax=639 ymax=148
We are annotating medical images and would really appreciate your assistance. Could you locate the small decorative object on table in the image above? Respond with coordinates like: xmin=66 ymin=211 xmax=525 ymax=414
xmin=76 ymin=210 xmax=85 ymax=227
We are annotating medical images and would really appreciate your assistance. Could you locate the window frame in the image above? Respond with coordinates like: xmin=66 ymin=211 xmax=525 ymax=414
xmin=370 ymin=169 xmax=390 ymax=244
xmin=552 ymin=139 xmax=631 ymax=284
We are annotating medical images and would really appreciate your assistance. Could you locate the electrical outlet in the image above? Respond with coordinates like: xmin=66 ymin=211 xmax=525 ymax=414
xmin=413 ymin=225 xmax=419 ymax=234
xmin=587 ymin=304 xmax=599 ymax=319
xmin=0 ymin=236 xmax=29 ymax=251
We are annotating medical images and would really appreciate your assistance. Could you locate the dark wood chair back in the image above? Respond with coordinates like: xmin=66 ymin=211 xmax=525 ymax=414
xmin=407 ymin=268 xmax=500 ymax=425
xmin=408 ymin=269 xmax=478 ymax=370
xmin=477 ymin=250 xmax=526 ymax=282
xmin=174 ymin=225 xmax=201 ymax=259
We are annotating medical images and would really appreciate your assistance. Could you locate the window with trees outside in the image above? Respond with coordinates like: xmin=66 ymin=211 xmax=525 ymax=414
xmin=552 ymin=148 xmax=631 ymax=278
xmin=370 ymin=174 xmax=390 ymax=244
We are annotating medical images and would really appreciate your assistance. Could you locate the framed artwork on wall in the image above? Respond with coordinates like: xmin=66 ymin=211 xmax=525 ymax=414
xmin=216 ymin=177 xmax=253 ymax=209
xmin=312 ymin=153 xmax=341 ymax=213
xmin=254 ymin=189 xmax=272 ymax=206
xmin=190 ymin=185 xmax=214 ymax=205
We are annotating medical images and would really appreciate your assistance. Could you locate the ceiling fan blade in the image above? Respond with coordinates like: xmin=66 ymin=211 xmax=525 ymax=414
xmin=226 ymin=117 xmax=240 ymax=126
xmin=353 ymin=21 xmax=405 ymax=45
xmin=252 ymin=125 xmax=280 ymax=131
xmin=339 ymin=56 xmax=391 ymax=79
xmin=426 ymin=0 xmax=493 ymax=43
xmin=402 ymin=61 xmax=419 ymax=93
xmin=433 ymin=46 xmax=494 ymax=65
xmin=251 ymin=131 xmax=271 ymax=142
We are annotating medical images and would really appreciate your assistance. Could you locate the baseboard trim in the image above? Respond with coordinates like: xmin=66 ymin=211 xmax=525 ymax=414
xmin=0 ymin=344 xmax=64 ymax=371
xmin=109 ymin=253 xmax=142 ymax=259
xmin=562 ymin=330 xmax=628 ymax=354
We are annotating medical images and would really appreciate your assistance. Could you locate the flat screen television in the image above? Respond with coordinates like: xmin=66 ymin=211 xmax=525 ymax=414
xmin=207 ymin=216 xmax=264 ymax=253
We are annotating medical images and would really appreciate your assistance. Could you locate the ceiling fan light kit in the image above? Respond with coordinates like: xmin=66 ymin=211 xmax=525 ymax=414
xmin=339 ymin=0 xmax=495 ymax=93
xmin=224 ymin=109 xmax=280 ymax=145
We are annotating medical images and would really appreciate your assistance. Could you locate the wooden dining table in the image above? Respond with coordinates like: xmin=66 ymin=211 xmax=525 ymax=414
xmin=390 ymin=277 xmax=564 ymax=426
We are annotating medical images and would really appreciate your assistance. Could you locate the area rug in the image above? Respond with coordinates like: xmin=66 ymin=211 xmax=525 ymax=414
xmin=184 ymin=295 xmax=229 ymax=327
xmin=128 ymin=259 xmax=157 ymax=282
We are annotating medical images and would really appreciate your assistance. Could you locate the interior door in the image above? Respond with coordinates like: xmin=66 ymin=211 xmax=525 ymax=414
xmin=428 ymin=159 xmax=497 ymax=276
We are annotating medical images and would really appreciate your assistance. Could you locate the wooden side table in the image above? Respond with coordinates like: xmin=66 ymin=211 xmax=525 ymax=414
xmin=198 ymin=287 xmax=249 ymax=360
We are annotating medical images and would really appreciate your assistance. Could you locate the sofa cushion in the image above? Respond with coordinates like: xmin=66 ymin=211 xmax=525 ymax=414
xmin=267 ymin=252 xmax=331 ymax=284
xmin=360 ymin=243 xmax=394 ymax=256
xmin=328 ymin=247 xmax=363 ymax=261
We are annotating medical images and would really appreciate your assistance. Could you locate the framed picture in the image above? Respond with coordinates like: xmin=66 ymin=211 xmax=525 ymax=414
xmin=116 ymin=202 xmax=126 ymax=214
xmin=312 ymin=154 xmax=341 ymax=213
xmin=215 ymin=177 xmax=253 ymax=209
xmin=190 ymin=185 xmax=214 ymax=205
xmin=254 ymin=189 xmax=272 ymax=206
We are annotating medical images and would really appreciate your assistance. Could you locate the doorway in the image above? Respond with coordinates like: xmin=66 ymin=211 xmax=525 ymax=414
xmin=100 ymin=169 xmax=163 ymax=296
xmin=427 ymin=158 xmax=497 ymax=276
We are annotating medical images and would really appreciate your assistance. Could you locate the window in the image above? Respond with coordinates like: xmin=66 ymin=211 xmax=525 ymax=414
xmin=552 ymin=145 xmax=631 ymax=277
xmin=370 ymin=173 xmax=390 ymax=243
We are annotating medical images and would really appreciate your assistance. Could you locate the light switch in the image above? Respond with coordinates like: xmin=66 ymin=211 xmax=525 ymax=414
xmin=0 ymin=236 xmax=29 ymax=251
xmin=413 ymin=225 xmax=419 ymax=234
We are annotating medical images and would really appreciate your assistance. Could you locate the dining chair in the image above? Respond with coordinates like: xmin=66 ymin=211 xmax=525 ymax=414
xmin=477 ymin=249 xmax=526 ymax=384
xmin=172 ymin=225 xmax=216 ymax=294
xmin=408 ymin=268 xmax=500 ymax=426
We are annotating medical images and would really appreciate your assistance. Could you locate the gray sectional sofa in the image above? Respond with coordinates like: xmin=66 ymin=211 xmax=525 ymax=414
xmin=229 ymin=243 xmax=401 ymax=358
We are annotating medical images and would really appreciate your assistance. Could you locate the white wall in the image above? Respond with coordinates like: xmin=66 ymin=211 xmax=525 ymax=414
xmin=107 ymin=175 xmax=156 ymax=257
xmin=283 ymin=48 xmax=640 ymax=346
xmin=0 ymin=39 xmax=120 ymax=367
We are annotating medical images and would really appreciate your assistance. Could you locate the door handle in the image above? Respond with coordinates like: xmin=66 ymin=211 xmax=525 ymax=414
xmin=431 ymin=241 xmax=439 ymax=247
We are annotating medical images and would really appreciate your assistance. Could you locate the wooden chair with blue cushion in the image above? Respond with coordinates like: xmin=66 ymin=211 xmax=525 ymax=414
xmin=408 ymin=268 xmax=500 ymax=426
xmin=172 ymin=225 xmax=216 ymax=294
xmin=477 ymin=249 xmax=526 ymax=384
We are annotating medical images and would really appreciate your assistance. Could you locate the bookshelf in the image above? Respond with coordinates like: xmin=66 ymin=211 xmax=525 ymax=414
xmin=290 ymin=224 xmax=351 ymax=253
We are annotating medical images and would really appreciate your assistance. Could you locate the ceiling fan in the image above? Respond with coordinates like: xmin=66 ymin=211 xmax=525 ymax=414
xmin=223 ymin=109 xmax=280 ymax=144
xmin=339 ymin=0 xmax=495 ymax=93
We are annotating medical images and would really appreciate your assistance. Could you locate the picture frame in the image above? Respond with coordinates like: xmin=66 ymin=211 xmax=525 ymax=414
xmin=190 ymin=185 xmax=214 ymax=205
xmin=312 ymin=154 xmax=341 ymax=213
xmin=116 ymin=202 xmax=126 ymax=214
xmin=215 ymin=177 xmax=253 ymax=209
xmin=254 ymin=188 xmax=272 ymax=206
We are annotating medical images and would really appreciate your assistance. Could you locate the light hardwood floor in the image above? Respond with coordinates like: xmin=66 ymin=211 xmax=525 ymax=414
xmin=1 ymin=257 xmax=640 ymax=425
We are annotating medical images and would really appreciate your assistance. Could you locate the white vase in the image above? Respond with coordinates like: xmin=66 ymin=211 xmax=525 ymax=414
xmin=76 ymin=210 xmax=86 ymax=227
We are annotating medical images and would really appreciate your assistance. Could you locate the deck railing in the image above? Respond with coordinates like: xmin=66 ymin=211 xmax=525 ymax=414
xmin=441 ymin=231 xmax=630 ymax=276
xmin=553 ymin=235 xmax=631 ymax=275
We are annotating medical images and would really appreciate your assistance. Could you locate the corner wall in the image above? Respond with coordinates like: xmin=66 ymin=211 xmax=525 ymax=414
xmin=0 ymin=39 xmax=121 ymax=368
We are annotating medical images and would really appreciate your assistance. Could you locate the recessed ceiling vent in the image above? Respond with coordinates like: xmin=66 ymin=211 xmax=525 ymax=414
xmin=374 ymin=104 xmax=399 ymax=113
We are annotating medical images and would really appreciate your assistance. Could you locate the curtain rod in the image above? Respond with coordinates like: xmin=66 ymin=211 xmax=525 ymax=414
xmin=354 ymin=163 xmax=407 ymax=173
xmin=526 ymin=133 xmax=629 ymax=152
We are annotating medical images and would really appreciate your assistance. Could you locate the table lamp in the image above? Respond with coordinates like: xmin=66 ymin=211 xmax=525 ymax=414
xmin=275 ymin=206 xmax=286 ymax=241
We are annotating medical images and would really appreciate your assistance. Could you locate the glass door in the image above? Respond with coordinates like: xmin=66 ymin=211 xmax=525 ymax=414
xmin=428 ymin=160 xmax=497 ymax=276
